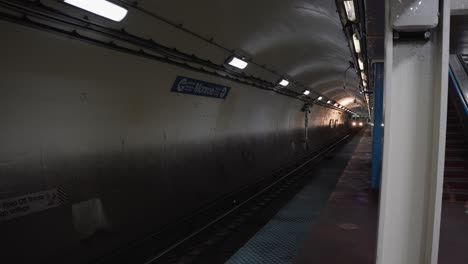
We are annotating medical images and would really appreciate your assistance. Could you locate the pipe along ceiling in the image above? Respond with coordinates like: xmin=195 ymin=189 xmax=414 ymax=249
xmin=0 ymin=0 xmax=370 ymax=116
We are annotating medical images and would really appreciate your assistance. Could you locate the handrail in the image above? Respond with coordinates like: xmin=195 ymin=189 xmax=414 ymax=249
xmin=449 ymin=66 xmax=468 ymax=116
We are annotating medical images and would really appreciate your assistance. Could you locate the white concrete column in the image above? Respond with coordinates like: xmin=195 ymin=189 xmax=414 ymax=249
xmin=377 ymin=0 xmax=450 ymax=264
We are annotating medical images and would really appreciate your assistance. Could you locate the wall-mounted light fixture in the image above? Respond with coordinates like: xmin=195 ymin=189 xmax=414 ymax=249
xmin=64 ymin=0 xmax=128 ymax=22
xmin=226 ymin=56 xmax=248 ymax=70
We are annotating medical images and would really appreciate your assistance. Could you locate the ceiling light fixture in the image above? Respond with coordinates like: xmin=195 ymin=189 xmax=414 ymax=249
xmin=279 ymin=79 xmax=289 ymax=87
xmin=352 ymin=33 xmax=361 ymax=53
xmin=358 ymin=58 xmax=364 ymax=70
xmin=361 ymin=72 xmax=367 ymax=81
xmin=226 ymin=56 xmax=248 ymax=69
xmin=64 ymin=0 xmax=128 ymax=22
xmin=317 ymin=96 xmax=323 ymax=100
xmin=303 ymin=90 xmax=311 ymax=95
xmin=343 ymin=0 xmax=356 ymax=22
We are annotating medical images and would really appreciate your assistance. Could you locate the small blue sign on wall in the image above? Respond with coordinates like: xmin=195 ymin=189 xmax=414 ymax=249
xmin=171 ymin=76 xmax=230 ymax=100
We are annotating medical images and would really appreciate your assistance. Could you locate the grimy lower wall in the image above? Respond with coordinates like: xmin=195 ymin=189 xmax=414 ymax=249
xmin=0 ymin=21 xmax=349 ymax=263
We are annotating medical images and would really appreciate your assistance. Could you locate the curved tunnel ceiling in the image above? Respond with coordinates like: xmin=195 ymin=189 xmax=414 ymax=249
xmin=34 ymin=0 xmax=367 ymax=114
xmin=131 ymin=0 xmax=364 ymax=112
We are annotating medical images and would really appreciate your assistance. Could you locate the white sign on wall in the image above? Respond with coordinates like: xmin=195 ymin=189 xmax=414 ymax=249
xmin=0 ymin=189 xmax=62 ymax=222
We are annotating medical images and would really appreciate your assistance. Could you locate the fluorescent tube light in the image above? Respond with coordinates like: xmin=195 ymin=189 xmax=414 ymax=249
xmin=64 ymin=0 xmax=128 ymax=22
xmin=353 ymin=33 xmax=361 ymax=53
xmin=344 ymin=1 xmax=356 ymax=22
xmin=358 ymin=58 xmax=364 ymax=70
xmin=361 ymin=72 xmax=367 ymax=81
xmin=227 ymin=57 xmax=248 ymax=69
xmin=279 ymin=79 xmax=289 ymax=87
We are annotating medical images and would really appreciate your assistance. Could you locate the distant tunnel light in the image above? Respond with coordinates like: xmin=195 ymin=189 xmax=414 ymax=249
xmin=279 ymin=79 xmax=289 ymax=87
xmin=317 ymin=96 xmax=323 ymax=100
xmin=359 ymin=122 xmax=364 ymax=126
xmin=64 ymin=0 xmax=128 ymax=22
xmin=227 ymin=57 xmax=248 ymax=69
xmin=344 ymin=0 xmax=356 ymax=22
xmin=352 ymin=33 xmax=361 ymax=53
xmin=352 ymin=122 xmax=357 ymax=126
xmin=358 ymin=58 xmax=364 ymax=70
xmin=303 ymin=90 xmax=311 ymax=95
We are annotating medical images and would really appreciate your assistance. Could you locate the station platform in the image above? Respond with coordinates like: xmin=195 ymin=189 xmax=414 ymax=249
xmin=225 ymin=129 xmax=376 ymax=264
xmin=224 ymin=127 xmax=468 ymax=264
xmin=294 ymin=129 xmax=377 ymax=264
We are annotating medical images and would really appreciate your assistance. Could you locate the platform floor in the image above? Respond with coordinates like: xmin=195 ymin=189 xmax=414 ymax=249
xmin=294 ymin=129 xmax=377 ymax=264
xmin=225 ymin=131 xmax=364 ymax=264
xmin=439 ymin=202 xmax=468 ymax=264
xmin=225 ymin=128 xmax=468 ymax=264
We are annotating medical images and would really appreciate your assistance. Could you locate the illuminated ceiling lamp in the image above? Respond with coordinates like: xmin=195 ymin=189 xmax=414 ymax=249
xmin=361 ymin=72 xmax=367 ymax=81
xmin=352 ymin=33 xmax=361 ymax=53
xmin=358 ymin=58 xmax=364 ymax=71
xmin=278 ymin=79 xmax=289 ymax=87
xmin=226 ymin=56 xmax=248 ymax=70
xmin=64 ymin=0 xmax=128 ymax=22
xmin=303 ymin=90 xmax=311 ymax=95
xmin=327 ymin=100 xmax=332 ymax=104
xmin=317 ymin=96 xmax=323 ymax=101
xmin=343 ymin=0 xmax=356 ymax=22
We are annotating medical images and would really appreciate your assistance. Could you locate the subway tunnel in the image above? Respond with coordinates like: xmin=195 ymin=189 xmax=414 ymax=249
xmin=0 ymin=0 xmax=467 ymax=264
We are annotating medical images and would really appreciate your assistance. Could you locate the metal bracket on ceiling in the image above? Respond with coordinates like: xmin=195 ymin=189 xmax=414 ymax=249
xmin=301 ymin=103 xmax=312 ymax=113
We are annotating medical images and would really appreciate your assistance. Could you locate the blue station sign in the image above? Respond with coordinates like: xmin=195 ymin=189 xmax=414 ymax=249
xmin=171 ymin=76 xmax=230 ymax=100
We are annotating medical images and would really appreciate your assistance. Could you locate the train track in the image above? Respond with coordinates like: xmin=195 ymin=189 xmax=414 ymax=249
xmin=91 ymin=132 xmax=355 ymax=264
xmin=146 ymin=133 xmax=354 ymax=264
